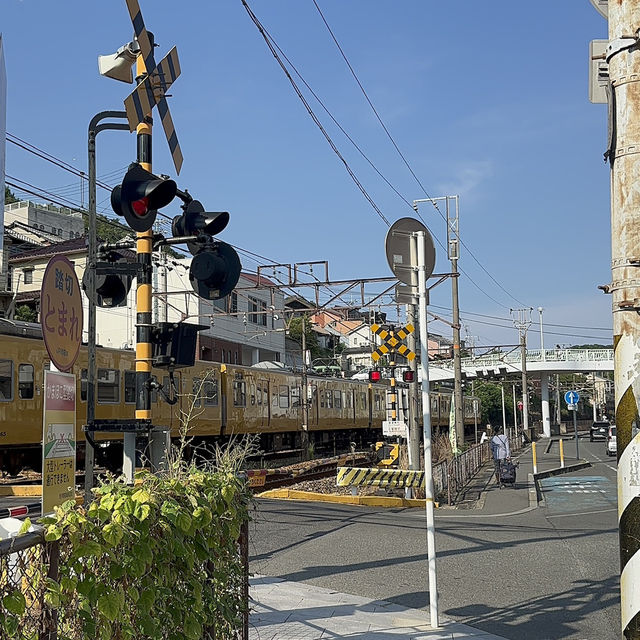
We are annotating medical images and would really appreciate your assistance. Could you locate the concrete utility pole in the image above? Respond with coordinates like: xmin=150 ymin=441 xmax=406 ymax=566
xmin=301 ymin=317 xmax=309 ymax=459
xmin=447 ymin=198 xmax=465 ymax=449
xmin=511 ymin=308 xmax=532 ymax=433
xmin=605 ymin=2 xmax=640 ymax=635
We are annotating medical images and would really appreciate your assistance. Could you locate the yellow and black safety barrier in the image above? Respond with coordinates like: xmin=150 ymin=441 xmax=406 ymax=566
xmin=336 ymin=466 xmax=425 ymax=489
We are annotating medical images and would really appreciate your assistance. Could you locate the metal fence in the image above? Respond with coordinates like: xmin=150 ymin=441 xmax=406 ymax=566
xmin=0 ymin=522 xmax=249 ymax=640
xmin=433 ymin=430 xmax=525 ymax=505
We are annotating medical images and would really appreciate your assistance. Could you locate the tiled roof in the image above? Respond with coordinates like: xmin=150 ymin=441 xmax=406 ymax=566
xmin=240 ymin=272 xmax=278 ymax=287
xmin=9 ymin=237 xmax=88 ymax=263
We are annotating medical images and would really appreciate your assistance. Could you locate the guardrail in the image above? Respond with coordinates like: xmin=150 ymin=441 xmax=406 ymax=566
xmin=433 ymin=429 xmax=524 ymax=504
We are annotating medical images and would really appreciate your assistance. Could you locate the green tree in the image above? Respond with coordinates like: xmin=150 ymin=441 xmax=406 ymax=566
xmin=4 ymin=186 xmax=17 ymax=205
xmin=288 ymin=315 xmax=321 ymax=360
xmin=14 ymin=304 xmax=37 ymax=322
xmin=472 ymin=381 xmax=512 ymax=427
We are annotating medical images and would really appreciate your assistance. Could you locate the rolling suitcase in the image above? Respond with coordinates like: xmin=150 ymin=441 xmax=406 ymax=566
xmin=499 ymin=460 xmax=516 ymax=485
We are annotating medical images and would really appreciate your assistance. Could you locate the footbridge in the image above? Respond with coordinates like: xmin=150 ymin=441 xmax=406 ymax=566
xmin=430 ymin=347 xmax=614 ymax=439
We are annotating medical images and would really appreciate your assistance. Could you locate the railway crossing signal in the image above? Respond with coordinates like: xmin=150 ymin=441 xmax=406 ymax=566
xmin=82 ymin=250 xmax=136 ymax=308
xmin=171 ymin=196 xmax=241 ymax=301
xmin=370 ymin=323 xmax=416 ymax=363
xmin=111 ymin=163 xmax=177 ymax=232
xmin=123 ymin=0 xmax=183 ymax=173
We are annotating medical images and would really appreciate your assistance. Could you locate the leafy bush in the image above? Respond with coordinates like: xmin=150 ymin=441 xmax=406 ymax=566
xmin=2 ymin=455 xmax=252 ymax=640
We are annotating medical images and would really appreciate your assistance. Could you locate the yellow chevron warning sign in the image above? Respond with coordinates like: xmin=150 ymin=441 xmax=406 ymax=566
xmin=371 ymin=323 xmax=416 ymax=362
xmin=336 ymin=467 xmax=425 ymax=489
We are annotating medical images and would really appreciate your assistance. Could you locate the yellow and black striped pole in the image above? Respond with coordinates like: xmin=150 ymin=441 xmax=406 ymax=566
xmin=390 ymin=327 xmax=397 ymax=422
xmin=124 ymin=43 xmax=154 ymax=483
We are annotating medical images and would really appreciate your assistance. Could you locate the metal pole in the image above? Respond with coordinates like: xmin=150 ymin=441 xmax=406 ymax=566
xmin=608 ymin=5 xmax=640 ymax=635
xmin=512 ymin=384 xmax=518 ymax=430
xmin=406 ymin=303 xmax=420 ymax=469
xmin=520 ymin=329 xmax=529 ymax=432
xmin=416 ymin=230 xmax=438 ymax=628
xmin=572 ymin=406 xmax=579 ymax=461
xmin=86 ymin=112 xmax=129 ymax=505
xmin=130 ymin=48 xmax=154 ymax=483
xmin=538 ymin=306 xmax=545 ymax=360
xmin=501 ymin=383 xmax=507 ymax=433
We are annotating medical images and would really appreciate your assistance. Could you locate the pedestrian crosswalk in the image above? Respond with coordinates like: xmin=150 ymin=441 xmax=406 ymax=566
xmin=539 ymin=475 xmax=616 ymax=512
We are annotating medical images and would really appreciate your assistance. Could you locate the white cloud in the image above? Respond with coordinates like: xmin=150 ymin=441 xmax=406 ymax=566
xmin=437 ymin=160 xmax=493 ymax=200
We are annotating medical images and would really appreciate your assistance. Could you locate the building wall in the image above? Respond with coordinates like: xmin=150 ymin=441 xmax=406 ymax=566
xmin=4 ymin=201 xmax=84 ymax=240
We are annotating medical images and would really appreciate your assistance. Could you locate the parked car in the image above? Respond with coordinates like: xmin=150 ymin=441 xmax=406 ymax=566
xmin=606 ymin=425 xmax=617 ymax=457
xmin=590 ymin=421 xmax=610 ymax=442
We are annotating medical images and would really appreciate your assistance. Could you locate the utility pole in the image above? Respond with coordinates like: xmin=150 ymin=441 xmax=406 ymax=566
xmin=301 ymin=316 xmax=309 ymax=460
xmin=447 ymin=197 xmax=464 ymax=449
xmin=605 ymin=2 xmax=640 ymax=635
xmin=511 ymin=308 xmax=532 ymax=433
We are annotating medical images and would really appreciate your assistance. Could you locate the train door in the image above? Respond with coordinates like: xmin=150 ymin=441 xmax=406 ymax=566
xmin=256 ymin=379 xmax=270 ymax=429
xmin=309 ymin=384 xmax=318 ymax=426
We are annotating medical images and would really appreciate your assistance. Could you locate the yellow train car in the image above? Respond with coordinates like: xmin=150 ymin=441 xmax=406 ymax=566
xmin=0 ymin=321 xmax=478 ymax=473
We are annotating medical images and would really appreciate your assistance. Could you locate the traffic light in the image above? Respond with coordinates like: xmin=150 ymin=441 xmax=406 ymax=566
xmin=171 ymin=198 xmax=241 ymax=301
xmin=82 ymin=250 xmax=135 ymax=308
xmin=402 ymin=370 xmax=415 ymax=383
xmin=369 ymin=369 xmax=382 ymax=383
xmin=111 ymin=163 xmax=177 ymax=232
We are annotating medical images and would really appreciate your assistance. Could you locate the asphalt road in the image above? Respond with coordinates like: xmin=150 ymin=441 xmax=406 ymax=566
xmin=249 ymin=439 xmax=619 ymax=640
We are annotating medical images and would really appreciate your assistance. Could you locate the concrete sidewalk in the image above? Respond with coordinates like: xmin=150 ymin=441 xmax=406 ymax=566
xmin=250 ymin=575 xmax=508 ymax=639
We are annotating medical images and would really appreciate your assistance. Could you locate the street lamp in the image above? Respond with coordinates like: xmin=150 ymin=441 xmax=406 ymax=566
xmin=538 ymin=307 xmax=545 ymax=360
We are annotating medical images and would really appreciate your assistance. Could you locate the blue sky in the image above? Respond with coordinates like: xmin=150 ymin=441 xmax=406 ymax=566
xmin=1 ymin=1 xmax=612 ymax=350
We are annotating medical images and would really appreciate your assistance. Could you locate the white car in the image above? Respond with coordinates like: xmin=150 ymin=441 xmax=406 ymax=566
xmin=606 ymin=425 xmax=617 ymax=457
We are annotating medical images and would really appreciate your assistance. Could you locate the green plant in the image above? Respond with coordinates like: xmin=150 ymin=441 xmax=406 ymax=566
xmin=35 ymin=459 xmax=251 ymax=640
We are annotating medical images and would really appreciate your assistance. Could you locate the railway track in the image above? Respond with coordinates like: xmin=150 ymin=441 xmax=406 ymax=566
xmin=249 ymin=452 xmax=375 ymax=492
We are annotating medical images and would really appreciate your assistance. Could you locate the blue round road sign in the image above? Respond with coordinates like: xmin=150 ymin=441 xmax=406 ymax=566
xmin=564 ymin=390 xmax=580 ymax=405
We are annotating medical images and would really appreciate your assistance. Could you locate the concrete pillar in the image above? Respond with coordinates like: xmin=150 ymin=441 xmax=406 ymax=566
xmin=540 ymin=372 xmax=551 ymax=438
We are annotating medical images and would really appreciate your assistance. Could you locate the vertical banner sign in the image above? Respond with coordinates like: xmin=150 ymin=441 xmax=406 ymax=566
xmin=449 ymin=394 xmax=459 ymax=454
xmin=42 ymin=370 xmax=76 ymax=514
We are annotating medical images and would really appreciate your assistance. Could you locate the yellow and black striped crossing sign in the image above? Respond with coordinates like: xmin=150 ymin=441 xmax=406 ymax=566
xmin=370 ymin=323 xmax=416 ymax=362
xmin=336 ymin=466 xmax=425 ymax=489
xmin=124 ymin=0 xmax=184 ymax=174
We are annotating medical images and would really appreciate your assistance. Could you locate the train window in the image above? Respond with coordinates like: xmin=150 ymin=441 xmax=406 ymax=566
xmin=18 ymin=364 xmax=34 ymax=399
xmin=262 ymin=385 xmax=268 ymax=405
xmin=250 ymin=384 xmax=256 ymax=406
xmin=431 ymin=396 xmax=438 ymax=413
xmin=97 ymin=369 xmax=120 ymax=404
xmin=256 ymin=383 xmax=262 ymax=406
xmin=193 ymin=378 xmax=202 ymax=407
xmin=345 ymin=391 xmax=353 ymax=409
xmin=291 ymin=387 xmax=300 ymax=408
xmin=80 ymin=369 xmax=87 ymax=402
xmin=204 ymin=379 xmax=219 ymax=407
xmin=374 ymin=393 xmax=382 ymax=411
xmin=360 ymin=392 xmax=367 ymax=408
xmin=124 ymin=371 xmax=136 ymax=404
xmin=278 ymin=385 xmax=289 ymax=409
xmin=326 ymin=390 xmax=333 ymax=409
xmin=333 ymin=390 xmax=342 ymax=409
xmin=0 ymin=360 xmax=13 ymax=401
xmin=233 ymin=380 xmax=246 ymax=407
xmin=310 ymin=385 xmax=317 ymax=406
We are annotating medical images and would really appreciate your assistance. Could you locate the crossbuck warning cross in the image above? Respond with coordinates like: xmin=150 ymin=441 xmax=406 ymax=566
xmin=124 ymin=0 xmax=183 ymax=174
xmin=370 ymin=323 xmax=416 ymax=362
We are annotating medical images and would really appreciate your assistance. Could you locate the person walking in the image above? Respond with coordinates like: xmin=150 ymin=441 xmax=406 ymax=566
xmin=491 ymin=426 xmax=511 ymax=487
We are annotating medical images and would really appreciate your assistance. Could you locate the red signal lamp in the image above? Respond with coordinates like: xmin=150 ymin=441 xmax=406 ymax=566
xmin=132 ymin=197 xmax=149 ymax=216
xmin=369 ymin=370 xmax=382 ymax=382
xmin=402 ymin=370 xmax=415 ymax=383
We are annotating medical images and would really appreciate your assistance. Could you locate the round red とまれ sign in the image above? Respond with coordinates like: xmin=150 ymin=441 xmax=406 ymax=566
xmin=40 ymin=255 xmax=83 ymax=372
